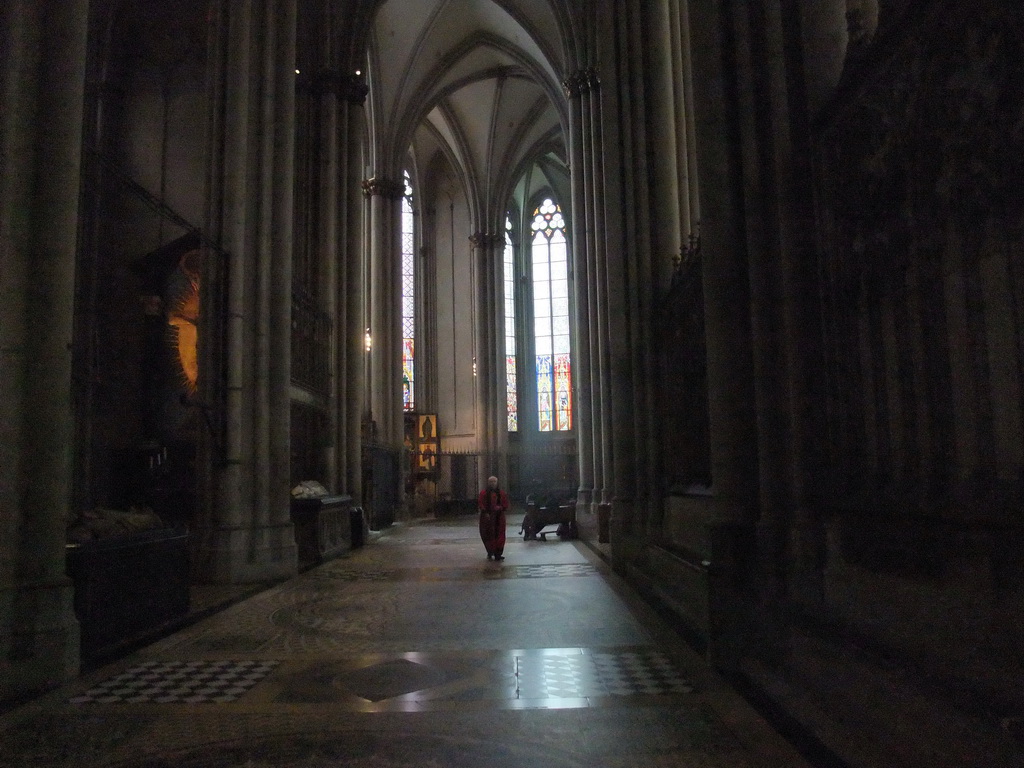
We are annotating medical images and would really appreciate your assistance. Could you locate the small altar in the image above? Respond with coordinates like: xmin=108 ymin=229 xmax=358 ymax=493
xmin=290 ymin=494 xmax=358 ymax=568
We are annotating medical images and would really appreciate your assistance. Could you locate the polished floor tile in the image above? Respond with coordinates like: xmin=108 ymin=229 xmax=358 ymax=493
xmin=69 ymin=660 xmax=281 ymax=705
xmin=0 ymin=513 xmax=812 ymax=768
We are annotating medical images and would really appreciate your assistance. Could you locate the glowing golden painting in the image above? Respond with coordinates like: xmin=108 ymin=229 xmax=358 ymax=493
xmin=167 ymin=249 xmax=200 ymax=393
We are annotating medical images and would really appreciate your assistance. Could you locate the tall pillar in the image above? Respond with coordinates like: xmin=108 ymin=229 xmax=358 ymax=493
xmin=581 ymin=74 xmax=606 ymax=509
xmin=777 ymin=0 xmax=830 ymax=609
xmin=728 ymin=0 xmax=795 ymax=662
xmin=324 ymin=78 xmax=344 ymax=494
xmin=587 ymin=71 xmax=617 ymax=515
xmin=362 ymin=176 xmax=404 ymax=447
xmin=627 ymin=6 xmax=659 ymax=535
xmin=470 ymin=231 xmax=504 ymax=484
xmin=601 ymin=4 xmax=641 ymax=561
xmin=0 ymin=0 xmax=89 ymax=701
xmin=196 ymin=0 xmax=298 ymax=583
xmin=563 ymin=71 xmax=596 ymax=514
xmin=604 ymin=0 xmax=657 ymax=554
xmin=487 ymin=232 xmax=505 ymax=466
xmin=688 ymin=0 xmax=760 ymax=670
xmin=299 ymin=57 xmax=344 ymax=491
xmin=343 ymin=85 xmax=368 ymax=498
xmin=270 ymin=0 xmax=297 ymax=531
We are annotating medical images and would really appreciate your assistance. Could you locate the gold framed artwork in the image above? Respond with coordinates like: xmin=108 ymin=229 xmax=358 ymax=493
xmin=406 ymin=413 xmax=439 ymax=473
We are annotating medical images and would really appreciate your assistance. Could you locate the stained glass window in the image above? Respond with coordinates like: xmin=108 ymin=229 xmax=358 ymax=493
xmin=531 ymin=198 xmax=572 ymax=431
xmin=402 ymin=170 xmax=415 ymax=411
xmin=504 ymin=217 xmax=518 ymax=431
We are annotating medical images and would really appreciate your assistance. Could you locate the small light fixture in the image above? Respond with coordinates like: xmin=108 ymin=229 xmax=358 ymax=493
xmin=472 ymin=357 xmax=477 ymax=377
xmin=295 ymin=68 xmax=301 ymax=74
xmin=355 ymin=69 xmax=361 ymax=76
xmin=365 ymin=329 xmax=372 ymax=351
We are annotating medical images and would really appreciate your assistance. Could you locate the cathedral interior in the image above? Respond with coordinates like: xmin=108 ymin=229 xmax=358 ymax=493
xmin=1 ymin=1 xmax=1022 ymax=766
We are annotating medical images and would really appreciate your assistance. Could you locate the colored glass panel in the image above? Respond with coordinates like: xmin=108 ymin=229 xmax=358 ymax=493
xmin=531 ymin=198 xmax=572 ymax=431
xmin=401 ymin=171 xmax=415 ymax=411
xmin=504 ymin=218 xmax=518 ymax=431
xmin=554 ymin=353 xmax=572 ymax=430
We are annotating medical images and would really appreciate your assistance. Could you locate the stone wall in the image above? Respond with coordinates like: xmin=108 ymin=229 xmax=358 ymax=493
xmin=764 ymin=2 xmax=1024 ymax=763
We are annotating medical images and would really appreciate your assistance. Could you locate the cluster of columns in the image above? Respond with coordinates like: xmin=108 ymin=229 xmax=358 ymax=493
xmin=587 ymin=0 xmax=829 ymax=664
xmin=192 ymin=0 xmax=299 ymax=583
xmin=0 ymin=0 xmax=90 ymax=700
xmin=564 ymin=68 xmax=615 ymax=520
xmin=570 ymin=2 xmax=682 ymax=550
xmin=470 ymin=230 xmax=508 ymax=487
xmin=293 ymin=30 xmax=369 ymax=503
xmin=361 ymin=176 xmax=406 ymax=448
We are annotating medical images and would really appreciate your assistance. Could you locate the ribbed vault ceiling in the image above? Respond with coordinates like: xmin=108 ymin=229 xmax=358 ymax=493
xmin=369 ymin=0 xmax=567 ymax=219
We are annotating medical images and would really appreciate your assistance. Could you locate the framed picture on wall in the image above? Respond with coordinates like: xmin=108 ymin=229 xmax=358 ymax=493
xmin=417 ymin=440 xmax=438 ymax=471
xmin=412 ymin=414 xmax=439 ymax=473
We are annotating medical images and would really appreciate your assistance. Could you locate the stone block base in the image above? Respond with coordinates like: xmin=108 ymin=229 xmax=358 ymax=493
xmin=0 ymin=579 xmax=80 ymax=706
xmin=191 ymin=523 xmax=298 ymax=583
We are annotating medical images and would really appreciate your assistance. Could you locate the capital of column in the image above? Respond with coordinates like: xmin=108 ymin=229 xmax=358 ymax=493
xmin=296 ymin=70 xmax=368 ymax=104
xmin=469 ymin=232 xmax=505 ymax=248
xmin=340 ymin=74 xmax=369 ymax=105
xmin=672 ymin=224 xmax=702 ymax=276
xmin=561 ymin=67 xmax=601 ymax=99
xmin=361 ymin=177 xmax=405 ymax=198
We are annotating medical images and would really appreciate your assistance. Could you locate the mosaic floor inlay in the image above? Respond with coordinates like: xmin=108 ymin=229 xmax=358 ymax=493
xmin=310 ymin=563 xmax=597 ymax=583
xmin=516 ymin=650 xmax=694 ymax=698
xmin=264 ymin=648 xmax=694 ymax=709
xmin=0 ymin=516 xmax=815 ymax=768
xmin=69 ymin=660 xmax=280 ymax=704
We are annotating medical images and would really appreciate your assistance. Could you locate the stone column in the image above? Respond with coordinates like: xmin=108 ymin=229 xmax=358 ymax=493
xmin=269 ymin=0 xmax=297 ymax=533
xmin=582 ymin=74 xmax=608 ymax=509
xmin=0 ymin=0 xmax=89 ymax=701
xmin=328 ymin=85 xmax=345 ymax=494
xmin=599 ymin=4 xmax=641 ymax=562
xmin=607 ymin=0 xmax=657 ymax=552
xmin=487 ymin=232 xmax=505 ymax=469
xmin=587 ymin=70 xmax=618 ymax=516
xmin=563 ymin=71 xmax=596 ymax=514
xmin=362 ymin=176 xmax=404 ymax=448
xmin=301 ymin=70 xmax=342 ymax=492
xmin=728 ymin=0 xmax=798 ymax=663
xmin=470 ymin=231 xmax=504 ymax=484
xmin=343 ymin=84 xmax=368 ymax=499
xmin=196 ymin=0 xmax=297 ymax=583
xmin=688 ymin=0 xmax=760 ymax=670
xmin=775 ymin=0 xmax=831 ymax=610
xmin=641 ymin=0 xmax=701 ymax=539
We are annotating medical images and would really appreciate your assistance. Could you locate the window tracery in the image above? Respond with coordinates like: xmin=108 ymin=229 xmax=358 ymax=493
xmin=402 ymin=170 xmax=415 ymax=411
xmin=531 ymin=198 xmax=572 ymax=432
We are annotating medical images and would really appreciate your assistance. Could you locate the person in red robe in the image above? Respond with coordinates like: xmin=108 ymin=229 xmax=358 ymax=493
xmin=477 ymin=475 xmax=509 ymax=561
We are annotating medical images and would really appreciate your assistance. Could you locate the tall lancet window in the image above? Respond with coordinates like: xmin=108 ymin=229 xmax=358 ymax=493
xmin=531 ymin=198 xmax=572 ymax=431
xmin=401 ymin=170 xmax=415 ymax=411
xmin=504 ymin=217 xmax=518 ymax=431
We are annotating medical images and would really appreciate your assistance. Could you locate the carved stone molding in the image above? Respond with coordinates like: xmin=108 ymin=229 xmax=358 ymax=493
xmin=295 ymin=70 xmax=368 ymax=104
xmin=340 ymin=74 xmax=369 ymax=105
xmin=469 ymin=232 xmax=504 ymax=248
xmin=361 ymin=177 xmax=405 ymax=199
xmin=561 ymin=67 xmax=601 ymax=99
xmin=673 ymin=226 xmax=701 ymax=273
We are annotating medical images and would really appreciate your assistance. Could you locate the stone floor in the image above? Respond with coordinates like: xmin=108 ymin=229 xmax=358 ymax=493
xmin=0 ymin=513 xmax=813 ymax=768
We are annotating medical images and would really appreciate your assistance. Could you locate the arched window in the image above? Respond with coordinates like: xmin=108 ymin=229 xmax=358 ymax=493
xmin=401 ymin=170 xmax=415 ymax=411
xmin=504 ymin=217 xmax=518 ymax=431
xmin=531 ymin=198 xmax=572 ymax=431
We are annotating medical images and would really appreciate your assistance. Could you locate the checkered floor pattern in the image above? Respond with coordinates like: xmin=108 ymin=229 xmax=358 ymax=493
xmin=515 ymin=650 xmax=694 ymax=698
xmin=70 ymin=660 xmax=280 ymax=704
xmin=511 ymin=563 xmax=596 ymax=579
